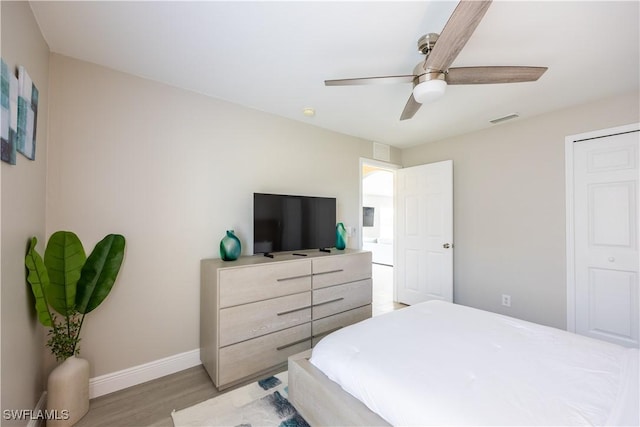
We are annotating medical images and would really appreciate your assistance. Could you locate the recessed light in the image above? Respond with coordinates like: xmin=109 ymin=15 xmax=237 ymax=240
xmin=302 ymin=108 xmax=315 ymax=117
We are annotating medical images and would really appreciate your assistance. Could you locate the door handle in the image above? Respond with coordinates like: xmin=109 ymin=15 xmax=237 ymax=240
xmin=443 ymin=243 xmax=452 ymax=249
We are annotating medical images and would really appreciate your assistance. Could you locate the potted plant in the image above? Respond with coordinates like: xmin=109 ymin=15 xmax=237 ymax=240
xmin=25 ymin=231 xmax=126 ymax=426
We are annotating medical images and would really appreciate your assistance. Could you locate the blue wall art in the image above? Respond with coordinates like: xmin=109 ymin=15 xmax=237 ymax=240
xmin=16 ymin=65 xmax=38 ymax=161
xmin=1 ymin=59 xmax=19 ymax=165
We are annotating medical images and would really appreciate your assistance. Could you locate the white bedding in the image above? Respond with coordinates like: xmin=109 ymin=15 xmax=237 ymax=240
xmin=310 ymin=300 xmax=639 ymax=426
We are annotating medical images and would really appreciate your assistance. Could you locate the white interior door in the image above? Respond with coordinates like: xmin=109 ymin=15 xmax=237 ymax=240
xmin=572 ymin=129 xmax=639 ymax=348
xmin=396 ymin=160 xmax=453 ymax=305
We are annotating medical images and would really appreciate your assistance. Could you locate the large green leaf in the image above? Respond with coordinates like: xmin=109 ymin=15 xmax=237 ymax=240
xmin=76 ymin=234 xmax=126 ymax=314
xmin=25 ymin=237 xmax=54 ymax=327
xmin=44 ymin=231 xmax=86 ymax=316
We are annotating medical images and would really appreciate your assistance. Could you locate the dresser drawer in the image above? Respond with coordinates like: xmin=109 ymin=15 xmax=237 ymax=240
xmin=312 ymin=279 xmax=372 ymax=320
xmin=312 ymin=305 xmax=371 ymax=346
xmin=218 ymin=323 xmax=311 ymax=387
xmin=312 ymin=252 xmax=372 ymax=289
xmin=219 ymin=292 xmax=311 ymax=347
xmin=219 ymin=260 xmax=311 ymax=307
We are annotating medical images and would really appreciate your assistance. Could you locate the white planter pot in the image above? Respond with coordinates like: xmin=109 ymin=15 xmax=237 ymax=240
xmin=47 ymin=356 xmax=90 ymax=426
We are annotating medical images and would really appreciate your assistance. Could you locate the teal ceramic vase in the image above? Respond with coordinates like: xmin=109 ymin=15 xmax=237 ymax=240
xmin=335 ymin=223 xmax=347 ymax=250
xmin=220 ymin=230 xmax=241 ymax=261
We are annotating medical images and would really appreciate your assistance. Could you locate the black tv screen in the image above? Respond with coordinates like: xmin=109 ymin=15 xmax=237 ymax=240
xmin=253 ymin=193 xmax=336 ymax=254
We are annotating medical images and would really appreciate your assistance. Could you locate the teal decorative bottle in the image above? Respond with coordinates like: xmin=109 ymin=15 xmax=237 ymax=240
xmin=335 ymin=223 xmax=347 ymax=250
xmin=220 ymin=230 xmax=241 ymax=261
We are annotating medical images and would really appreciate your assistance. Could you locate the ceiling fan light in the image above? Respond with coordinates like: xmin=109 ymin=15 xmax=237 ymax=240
xmin=413 ymin=79 xmax=447 ymax=104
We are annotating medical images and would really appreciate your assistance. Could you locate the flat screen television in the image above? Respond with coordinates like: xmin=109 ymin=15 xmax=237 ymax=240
xmin=253 ymin=193 xmax=336 ymax=254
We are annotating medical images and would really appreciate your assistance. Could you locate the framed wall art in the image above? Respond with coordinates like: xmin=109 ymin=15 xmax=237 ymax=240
xmin=1 ymin=59 xmax=19 ymax=165
xmin=17 ymin=65 xmax=38 ymax=160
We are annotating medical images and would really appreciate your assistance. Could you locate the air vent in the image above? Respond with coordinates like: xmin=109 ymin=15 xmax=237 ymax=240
xmin=490 ymin=113 xmax=520 ymax=124
xmin=373 ymin=142 xmax=390 ymax=162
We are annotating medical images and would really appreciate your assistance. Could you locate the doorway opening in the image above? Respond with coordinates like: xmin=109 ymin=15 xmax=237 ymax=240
xmin=360 ymin=159 xmax=401 ymax=315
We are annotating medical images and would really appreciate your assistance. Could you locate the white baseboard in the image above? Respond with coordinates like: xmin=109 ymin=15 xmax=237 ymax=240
xmin=89 ymin=349 xmax=201 ymax=398
xmin=26 ymin=392 xmax=47 ymax=427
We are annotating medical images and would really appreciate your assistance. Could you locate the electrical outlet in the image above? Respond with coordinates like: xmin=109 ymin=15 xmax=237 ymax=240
xmin=501 ymin=294 xmax=511 ymax=307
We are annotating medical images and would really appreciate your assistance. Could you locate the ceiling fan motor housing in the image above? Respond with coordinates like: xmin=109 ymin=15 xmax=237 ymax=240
xmin=412 ymin=63 xmax=446 ymax=85
xmin=414 ymin=33 xmax=445 ymax=84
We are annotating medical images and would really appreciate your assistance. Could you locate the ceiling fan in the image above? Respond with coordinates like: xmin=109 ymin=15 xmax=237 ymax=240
xmin=324 ymin=0 xmax=548 ymax=121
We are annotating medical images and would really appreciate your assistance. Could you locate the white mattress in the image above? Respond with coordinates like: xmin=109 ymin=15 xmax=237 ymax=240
xmin=310 ymin=300 xmax=639 ymax=426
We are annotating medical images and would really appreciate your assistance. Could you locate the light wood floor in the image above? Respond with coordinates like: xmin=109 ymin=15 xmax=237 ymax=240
xmin=77 ymin=264 xmax=403 ymax=427
xmin=76 ymin=363 xmax=288 ymax=427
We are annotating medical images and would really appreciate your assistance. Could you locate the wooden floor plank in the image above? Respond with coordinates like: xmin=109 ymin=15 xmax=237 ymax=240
xmin=75 ymin=365 xmax=287 ymax=427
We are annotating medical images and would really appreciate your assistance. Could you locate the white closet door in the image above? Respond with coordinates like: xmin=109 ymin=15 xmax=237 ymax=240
xmin=573 ymin=130 xmax=639 ymax=348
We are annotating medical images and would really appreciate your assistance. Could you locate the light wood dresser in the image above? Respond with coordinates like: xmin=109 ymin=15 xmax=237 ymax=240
xmin=200 ymin=249 xmax=372 ymax=390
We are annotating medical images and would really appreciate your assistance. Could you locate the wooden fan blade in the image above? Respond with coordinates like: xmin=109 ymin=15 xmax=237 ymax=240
xmin=325 ymin=75 xmax=414 ymax=86
xmin=400 ymin=93 xmax=421 ymax=120
xmin=425 ymin=1 xmax=492 ymax=72
xmin=446 ymin=66 xmax=548 ymax=84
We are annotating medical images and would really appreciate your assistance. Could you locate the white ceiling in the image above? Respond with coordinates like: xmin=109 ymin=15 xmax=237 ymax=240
xmin=30 ymin=1 xmax=640 ymax=149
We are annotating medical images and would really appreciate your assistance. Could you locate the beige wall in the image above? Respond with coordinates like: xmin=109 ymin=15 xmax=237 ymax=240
xmin=402 ymin=91 xmax=640 ymax=329
xmin=47 ymin=53 xmax=378 ymax=377
xmin=1 ymin=0 xmax=50 ymax=420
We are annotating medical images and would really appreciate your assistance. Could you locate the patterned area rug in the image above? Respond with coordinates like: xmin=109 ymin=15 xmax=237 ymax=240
xmin=171 ymin=371 xmax=309 ymax=427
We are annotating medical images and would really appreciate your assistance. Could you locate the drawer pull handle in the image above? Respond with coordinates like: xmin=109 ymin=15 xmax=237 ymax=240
xmin=313 ymin=297 xmax=345 ymax=307
xmin=277 ymin=305 xmax=312 ymax=316
xmin=312 ymin=326 xmax=343 ymax=339
xmin=277 ymin=274 xmax=312 ymax=282
xmin=313 ymin=269 xmax=344 ymax=276
xmin=276 ymin=337 xmax=310 ymax=351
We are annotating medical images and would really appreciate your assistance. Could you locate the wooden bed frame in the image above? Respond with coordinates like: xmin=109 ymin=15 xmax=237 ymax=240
xmin=288 ymin=349 xmax=390 ymax=426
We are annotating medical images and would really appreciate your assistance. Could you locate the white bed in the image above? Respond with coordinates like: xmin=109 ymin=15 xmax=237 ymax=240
xmin=289 ymin=300 xmax=639 ymax=426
